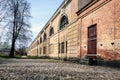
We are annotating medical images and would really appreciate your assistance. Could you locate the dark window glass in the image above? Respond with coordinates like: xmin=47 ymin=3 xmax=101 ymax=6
xmin=61 ymin=42 xmax=64 ymax=53
xmin=40 ymin=37 xmax=42 ymax=43
xmin=59 ymin=16 xmax=68 ymax=30
xmin=58 ymin=43 xmax=60 ymax=53
xmin=78 ymin=0 xmax=93 ymax=10
xmin=43 ymin=33 xmax=46 ymax=41
xmin=49 ymin=27 xmax=54 ymax=36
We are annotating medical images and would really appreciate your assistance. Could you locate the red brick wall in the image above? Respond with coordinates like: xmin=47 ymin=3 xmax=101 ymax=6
xmin=78 ymin=0 xmax=120 ymax=60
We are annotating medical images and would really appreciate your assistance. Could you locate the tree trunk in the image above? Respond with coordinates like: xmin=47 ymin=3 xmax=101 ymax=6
xmin=9 ymin=40 xmax=15 ymax=57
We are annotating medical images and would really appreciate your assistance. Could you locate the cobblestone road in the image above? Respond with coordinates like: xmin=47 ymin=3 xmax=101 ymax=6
xmin=0 ymin=59 xmax=120 ymax=80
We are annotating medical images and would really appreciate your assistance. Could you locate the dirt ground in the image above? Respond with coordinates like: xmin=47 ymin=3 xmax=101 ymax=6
xmin=0 ymin=59 xmax=120 ymax=80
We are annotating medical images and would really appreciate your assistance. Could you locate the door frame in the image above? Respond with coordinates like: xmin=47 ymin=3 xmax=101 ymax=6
xmin=87 ymin=24 xmax=97 ymax=57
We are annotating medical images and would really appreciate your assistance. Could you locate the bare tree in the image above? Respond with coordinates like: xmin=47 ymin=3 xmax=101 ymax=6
xmin=0 ymin=0 xmax=6 ymax=22
xmin=1 ymin=0 xmax=32 ymax=57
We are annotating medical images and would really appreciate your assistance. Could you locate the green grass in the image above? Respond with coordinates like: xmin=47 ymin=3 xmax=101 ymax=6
xmin=0 ymin=54 xmax=22 ymax=59
xmin=0 ymin=53 xmax=51 ymax=59
xmin=0 ymin=54 xmax=10 ymax=59
xmin=26 ymin=55 xmax=50 ymax=59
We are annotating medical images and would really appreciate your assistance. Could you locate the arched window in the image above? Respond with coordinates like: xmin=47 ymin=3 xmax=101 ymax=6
xmin=49 ymin=27 xmax=54 ymax=36
xmin=40 ymin=37 xmax=42 ymax=43
xmin=43 ymin=33 xmax=46 ymax=41
xmin=59 ymin=16 xmax=68 ymax=30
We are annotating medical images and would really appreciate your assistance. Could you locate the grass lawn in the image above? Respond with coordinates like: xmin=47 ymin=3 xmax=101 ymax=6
xmin=0 ymin=54 xmax=23 ymax=59
xmin=0 ymin=54 xmax=10 ymax=59
xmin=0 ymin=53 xmax=50 ymax=59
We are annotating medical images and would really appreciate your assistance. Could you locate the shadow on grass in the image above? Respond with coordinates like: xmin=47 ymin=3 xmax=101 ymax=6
xmin=0 ymin=54 xmax=10 ymax=59
xmin=0 ymin=54 xmax=21 ymax=59
xmin=0 ymin=54 xmax=51 ymax=59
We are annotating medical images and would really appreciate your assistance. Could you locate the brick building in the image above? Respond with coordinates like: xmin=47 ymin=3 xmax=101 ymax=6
xmin=28 ymin=0 xmax=120 ymax=60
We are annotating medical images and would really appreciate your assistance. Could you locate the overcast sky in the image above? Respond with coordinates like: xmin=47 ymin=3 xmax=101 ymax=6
xmin=28 ymin=0 xmax=64 ymax=41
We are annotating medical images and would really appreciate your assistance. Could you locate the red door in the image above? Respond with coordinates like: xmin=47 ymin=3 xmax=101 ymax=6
xmin=88 ymin=25 xmax=97 ymax=56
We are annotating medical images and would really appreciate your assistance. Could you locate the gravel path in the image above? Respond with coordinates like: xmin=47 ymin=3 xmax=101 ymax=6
xmin=0 ymin=59 xmax=120 ymax=80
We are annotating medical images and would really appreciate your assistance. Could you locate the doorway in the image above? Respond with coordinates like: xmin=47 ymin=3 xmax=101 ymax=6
xmin=88 ymin=24 xmax=97 ymax=56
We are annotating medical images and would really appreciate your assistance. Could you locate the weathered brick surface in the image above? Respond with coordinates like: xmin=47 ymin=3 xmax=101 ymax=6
xmin=28 ymin=0 xmax=120 ymax=60
xmin=78 ymin=0 xmax=120 ymax=60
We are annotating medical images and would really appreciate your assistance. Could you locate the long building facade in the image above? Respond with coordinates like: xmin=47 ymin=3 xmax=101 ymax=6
xmin=28 ymin=0 xmax=120 ymax=60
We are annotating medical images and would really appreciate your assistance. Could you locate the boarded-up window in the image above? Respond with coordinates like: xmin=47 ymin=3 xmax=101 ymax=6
xmin=43 ymin=47 xmax=46 ymax=54
xmin=40 ymin=48 xmax=41 ymax=54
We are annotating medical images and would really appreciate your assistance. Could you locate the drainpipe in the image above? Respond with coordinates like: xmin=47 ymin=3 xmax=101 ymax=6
xmin=80 ymin=19 xmax=82 ymax=59
xmin=37 ymin=43 xmax=38 ymax=57
xmin=58 ymin=31 xmax=60 ymax=59
xmin=113 ymin=3 xmax=116 ymax=59
xmin=65 ymin=41 xmax=67 ymax=60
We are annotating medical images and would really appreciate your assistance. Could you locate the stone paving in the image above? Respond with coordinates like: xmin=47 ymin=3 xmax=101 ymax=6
xmin=0 ymin=59 xmax=120 ymax=80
